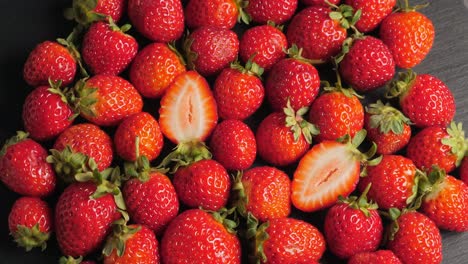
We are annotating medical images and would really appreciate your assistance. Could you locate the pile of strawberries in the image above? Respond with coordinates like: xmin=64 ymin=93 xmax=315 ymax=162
xmin=1 ymin=0 xmax=467 ymax=263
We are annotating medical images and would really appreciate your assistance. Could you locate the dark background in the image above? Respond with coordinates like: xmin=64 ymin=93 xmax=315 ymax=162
xmin=0 ymin=0 xmax=467 ymax=263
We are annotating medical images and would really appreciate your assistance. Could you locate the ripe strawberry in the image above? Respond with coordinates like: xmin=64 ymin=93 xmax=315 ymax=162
xmin=364 ymin=101 xmax=412 ymax=155
xmin=22 ymin=80 xmax=74 ymax=141
xmin=82 ymin=21 xmax=138 ymax=76
xmin=324 ymin=186 xmax=383 ymax=259
xmin=301 ymin=0 xmax=340 ymax=6
xmin=173 ymin=159 xmax=231 ymax=211
xmin=185 ymin=26 xmax=239 ymax=76
xmin=406 ymin=122 xmax=467 ymax=173
xmin=345 ymin=0 xmax=396 ymax=33
xmin=0 ymin=132 xmax=56 ymax=197
xmin=239 ymin=24 xmax=287 ymax=71
xmin=8 ymin=197 xmax=53 ymax=251
xmin=265 ymin=45 xmax=320 ymax=112
xmin=379 ymin=3 xmax=434 ymax=68
xmin=291 ymin=130 xmax=380 ymax=212
xmin=65 ymin=0 xmax=126 ymax=24
xmin=129 ymin=43 xmax=186 ymax=99
xmin=160 ymin=208 xmax=241 ymax=264
xmin=23 ymin=40 xmax=77 ymax=87
xmin=127 ymin=0 xmax=184 ymax=42
xmin=185 ymin=0 xmax=247 ymax=29
xmin=114 ymin=112 xmax=164 ymax=162
xmin=233 ymin=166 xmax=291 ymax=222
xmin=386 ymin=210 xmax=442 ymax=264
xmin=348 ymin=250 xmax=402 ymax=264
xmin=386 ymin=71 xmax=455 ymax=128
xmin=213 ymin=60 xmax=264 ymax=120
xmin=246 ymin=0 xmax=298 ymax=25
xmin=460 ymin=157 xmax=468 ymax=185
xmin=358 ymin=155 xmax=417 ymax=210
xmin=209 ymin=120 xmax=256 ymax=171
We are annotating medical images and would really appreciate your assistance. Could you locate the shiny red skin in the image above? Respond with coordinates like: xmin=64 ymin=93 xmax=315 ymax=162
xmin=364 ymin=113 xmax=412 ymax=155
xmin=23 ymin=41 xmax=76 ymax=87
xmin=0 ymin=139 xmax=56 ymax=197
xmin=129 ymin=43 xmax=186 ymax=99
xmin=123 ymin=172 xmax=179 ymax=235
xmin=345 ymin=0 xmax=396 ymax=33
xmin=213 ymin=67 xmax=264 ymax=120
xmin=256 ymin=112 xmax=310 ymax=167
xmin=173 ymin=159 xmax=231 ymax=211
xmin=114 ymin=112 xmax=164 ymax=162
xmin=55 ymin=182 xmax=120 ymax=257
xmin=358 ymin=155 xmax=416 ymax=210
xmin=287 ymin=6 xmax=347 ymax=61
xmin=239 ymin=25 xmax=287 ymax=71
xmin=266 ymin=58 xmax=320 ymax=111
xmin=324 ymin=203 xmax=383 ymax=259
xmin=460 ymin=157 xmax=468 ymax=185
xmin=94 ymin=0 xmax=126 ymax=22
xmin=339 ymin=36 xmax=395 ymax=92
xmin=54 ymin=123 xmax=113 ymax=172
xmin=348 ymin=250 xmax=402 ymax=264
xmin=160 ymin=209 xmax=241 ymax=264
xmin=8 ymin=197 xmax=53 ymax=236
xmin=82 ymin=22 xmax=138 ymax=76
xmin=209 ymin=120 xmax=256 ymax=171
xmin=185 ymin=0 xmax=239 ymax=29
xmin=387 ymin=211 xmax=442 ymax=264
xmin=127 ymin=0 xmax=184 ymax=42
xmin=246 ymin=0 xmax=297 ymax=25
xmin=301 ymin=0 xmax=340 ymax=6
xmin=187 ymin=26 xmax=239 ymax=76
xmin=22 ymin=85 xmax=74 ymax=141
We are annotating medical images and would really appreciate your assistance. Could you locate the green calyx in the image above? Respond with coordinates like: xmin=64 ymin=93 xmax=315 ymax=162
xmin=59 ymin=256 xmax=85 ymax=264
xmin=396 ymin=0 xmax=429 ymax=13
xmin=235 ymin=0 xmax=251 ymax=25
xmin=124 ymin=137 xmax=166 ymax=182
xmin=68 ymin=78 xmax=98 ymax=118
xmin=246 ymin=213 xmax=269 ymax=264
xmin=102 ymin=218 xmax=141 ymax=257
xmin=106 ymin=16 xmax=131 ymax=33
xmin=157 ymin=141 xmax=212 ymax=174
xmin=285 ymin=44 xmax=324 ymax=65
xmin=407 ymin=166 xmax=446 ymax=210
xmin=64 ymin=0 xmax=108 ymax=27
xmin=328 ymin=2 xmax=362 ymax=30
xmin=383 ymin=207 xmax=403 ymax=242
xmin=57 ymin=28 xmax=89 ymax=78
xmin=321 ymin=79 xmax=364 ymax=99
xmin=230 ymin=57 xmax=264 ymax=79
xmin=207 ymin=207 xmax=239 ymax=234
xmin=385 ymin=69 xmax=417 ymax=99
xmin=441 ymin=122 xmax=468 ymax=167
xmin=12 ymin=224 xmax=50 ymax=251
xmin=284 ymin=99 xmax=320 ymax=144
xmin=47 ymin=78 xmax=69 ymax=104
xmin=266 ymin=21 xmax=284 ymax=31
xmin=232 ymin=171 xmax=248 ymax=217
xmin=168 ymin=41 xmax=186 ymax=66
xmin=183 ymin=32 xmax=197 ymax=71
xmin=338 ymin=183 xmax=378 ymax=217
xmin=0 ymin=131 xmax=29 ymax=157
xmin=366 ymin=100 xmax=412 ymax=135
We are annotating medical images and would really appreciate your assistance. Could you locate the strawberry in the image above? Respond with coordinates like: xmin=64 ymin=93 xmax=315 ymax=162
xmin=358 ymin=155 xmax=417 ymax=210
xmin=209 ymin=120 xmax=256 ymax=171
xmin=173 ymin=159 xmax=231 ymax=211
xmin=82 ymin=21 xmax=138 ymax=75
xmin=460 ymin=157 xmax=468 ymax=185
xmin=185 ymin=0 xmax=248 ymax=29
xmin=65 ymin=0 xmax=126 ymax=24
xmin=406 ymin=122 xmax=467 ymax=173
xmin=233 ymin=166 xmax=291 ymax=222
xmin=245 ymin=0 xmax=298 ymax=25
xmin=185 ymin=26 xmax=239 ymax=76
xmin=348 ymin=250 xmax=402 ymax=264
xmin=23 ymin=40 xmax=77 ymax=87
xmin=386 ymin=70 xmax=455 ymax=128
xmin=364 ymin=101 xmax=412 ymax=155
xmin=160 ymin=208 xmax=241 ymax=264
xmin=265 ymin=45 xmax=320 ymax=112
xmin=22 ymin=80 xmax=74 ymax=141
xmin=239 ymin=23 xmax=287 ymax=71
xmin=127 ymin=0 xmax=184 ymax=42
xmin=213 ymin=60 xmax=264 ymax=120
xmin=379 ymin=2 xmax=434 ymax=68
xmin=301 ymin=0 xmax=340 ymax=6
xmin=114 ymin=112 xmax=164 ymax=162
xmin=129 ymin=43 xmax=186 ymax=99
xmin=0 ymin=132 xmax=56 ymax=197
xmin=345 ymin=0 xmax=396 ymax=33
xmin=291 ymin=130 xmax=381 ymax=212
xmin=8 ymin=197 xmax=53 ymax=251
xmin=324 ymin=185 xmax=383 ymax=259
xmin=338 ymin=36 xmax=395 ymax=92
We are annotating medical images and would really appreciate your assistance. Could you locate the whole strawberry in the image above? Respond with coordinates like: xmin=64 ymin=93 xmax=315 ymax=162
xmin=0 ymin=132 xmax=56 ymax=197
xmin=128 ymin=0 xmax=184 ymax=42
xmin=345 ymin=0 xmax=396 ymax=33
xmin=129 ymin=43 xmax=186 ymax=99
xmin=185 ymin=26 xmax=239 ymax=76
xmin=246 ymin=0 xmax=297 ymax=25
xmin=185 ymin=0 xmax=246 ymax=29
xmin=348 ymin=250 xmax=402 ymax=264
xmin=8 ymin=197 xmax=53 ymax=251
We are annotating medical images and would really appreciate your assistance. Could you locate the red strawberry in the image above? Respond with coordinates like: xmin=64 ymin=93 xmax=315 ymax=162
xmin=23 ymin=40 xmax=77 ymax=87
xmin=406 ymin=122 xmax=467 ymax=173
xmin=213 ymin=60 xmax=264 ymax=120
xmin=301 ymin=0 xmax=340 ymax=6
xmin=129 ymin=43 xmax=186 ymax=99
xmin=127 ymin=0 xmax=184 ymax=42
xmin=209 ymin=120 xmax=256 ymax=171
xmin=265 ymin=45 xmax=320 ymax=112
xmin=94 ymin=0 xmax=125 ymax=22
xmin=82 ymin=21 xmax=138 ymax=75
xmin=386 ymin=71 xmax=455 ymax=128
xmin=239 ymin=24 xmax=287 ymax=71
xmin=348 ymin=250 xmax=402 ymax=264
xmin=0 ymin=132 xmax=56 ymax=197
xmin=114 ymin=112 xmax=164 ymax=162
xmin=65 ymin=0 xmax=126 ymax=24
xmin=233 ymin=166 xmax=291 ymax=222
xmin=173 ymin=159 xmax=231 ymax=211
xmin=22 ymin=80 xmax=74 ymax=141
xmin=379 ymin=3 xmax=434 ymax=68
xmin=364 ymin=101 xmax=412 ymax=155
xmin=160 ymin=208 xmax=241 ymax=264
xmin=245 ymin=0 xmax=298 ymax=25
xmin=460 ymin=157 xmax=468 ymax=185
xmin=8 ymin=197 xmax=53 ymax=251
xmin=185 ymin=0 xmax=247 ymax=29
xmin=345 ymin=0 xmax=396 ymax=33
xmin=185 ymin=26 xmax=239 ymax=76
